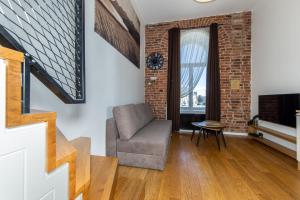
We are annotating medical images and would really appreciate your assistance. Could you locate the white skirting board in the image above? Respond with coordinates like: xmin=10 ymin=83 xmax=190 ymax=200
xmin=223 ymin=132 xmax=248 ymax=136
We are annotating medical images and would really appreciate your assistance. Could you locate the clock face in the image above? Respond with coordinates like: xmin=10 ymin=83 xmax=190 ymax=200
xmin=146 ymin=52 xmax=164 ymax=70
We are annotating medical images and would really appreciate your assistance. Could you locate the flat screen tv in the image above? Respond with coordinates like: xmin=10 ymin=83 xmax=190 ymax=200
xmin=259 ymin=94 xmax=300 ymax=128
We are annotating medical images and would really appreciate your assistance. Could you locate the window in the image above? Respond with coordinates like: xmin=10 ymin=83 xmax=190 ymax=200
xmin=180 ymin=28 xmax=209 ymax=114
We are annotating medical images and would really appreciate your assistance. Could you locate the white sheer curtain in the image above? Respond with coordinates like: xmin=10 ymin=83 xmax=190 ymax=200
xmin=180 ymin=28 xmax=209 ymax=98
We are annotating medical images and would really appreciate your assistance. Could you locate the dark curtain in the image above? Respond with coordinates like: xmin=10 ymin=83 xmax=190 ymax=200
xmin=206 ymin=23 xmax=221 ymax=121
xmin=167 ymin=28 xmax=181 ymax=132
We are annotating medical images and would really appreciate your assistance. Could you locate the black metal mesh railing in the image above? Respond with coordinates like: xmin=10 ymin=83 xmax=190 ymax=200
xmin=0 ymin=0 xmax=85 ymax=103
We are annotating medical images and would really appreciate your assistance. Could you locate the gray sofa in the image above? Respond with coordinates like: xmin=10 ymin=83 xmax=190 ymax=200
xmin=106 ymin=103 xmax=172 ymax=170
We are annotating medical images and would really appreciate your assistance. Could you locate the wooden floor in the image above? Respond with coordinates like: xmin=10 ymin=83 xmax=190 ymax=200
xmin=113 ymin=134 xmax=300 ymax=200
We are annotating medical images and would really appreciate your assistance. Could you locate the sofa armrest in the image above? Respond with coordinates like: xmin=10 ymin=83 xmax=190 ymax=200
xmin=106 ymin=118 xmax=119 ymax=157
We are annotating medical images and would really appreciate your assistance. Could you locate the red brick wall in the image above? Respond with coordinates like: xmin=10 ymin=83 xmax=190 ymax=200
xmin=145 ymin=12 xmax=251 ymax=133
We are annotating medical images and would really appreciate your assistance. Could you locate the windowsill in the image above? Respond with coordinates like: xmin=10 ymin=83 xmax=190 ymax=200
xmin=180 ymin=111 xmax=205 ymax=115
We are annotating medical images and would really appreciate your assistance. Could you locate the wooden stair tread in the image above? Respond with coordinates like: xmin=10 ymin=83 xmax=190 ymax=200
xmin=88 ymin=156 xmax=118 ymax=200
xmin=30 ymin=109 xmax=51 ymax=114
xmin=70 ymin=137 xmax=91 ymax=197
xmin=56 ymin=128 xmax=77 ymax=166
xmin=0 ymin=46 xmax=24 ymax=61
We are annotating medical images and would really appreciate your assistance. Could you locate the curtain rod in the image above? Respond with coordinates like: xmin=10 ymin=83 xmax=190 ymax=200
xmin=149 ymin=23 xmax=226 ymax=55
xmin=179 ymin=23 xmax=225 ymax=31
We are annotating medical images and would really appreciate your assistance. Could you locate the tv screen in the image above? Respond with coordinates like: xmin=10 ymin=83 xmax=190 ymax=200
xmin=259 ymin=94 xmax=300 ymax=128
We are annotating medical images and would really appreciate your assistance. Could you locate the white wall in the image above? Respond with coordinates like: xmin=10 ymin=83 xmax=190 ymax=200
xmin=252 ymin=0 xmax=300 ymax=148
xmin=30 ymin=0 xmax=145 ymax=155
xmin=252 ymin=0 xmax=300 ymax=116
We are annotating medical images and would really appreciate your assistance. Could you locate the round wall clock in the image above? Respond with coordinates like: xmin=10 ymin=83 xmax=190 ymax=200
xmin=146 ymin=52 xmax=164 ymax=70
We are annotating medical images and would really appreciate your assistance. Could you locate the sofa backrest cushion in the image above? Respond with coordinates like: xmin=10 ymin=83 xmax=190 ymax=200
xmin=135 ymin=103 xmax=154 ymax=128
xmin=113 ymin=104 xmax=140 ymax=140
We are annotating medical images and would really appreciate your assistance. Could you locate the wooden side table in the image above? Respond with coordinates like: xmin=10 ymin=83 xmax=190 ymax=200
xmin=191 ymin=121 xmax=227 ymax=150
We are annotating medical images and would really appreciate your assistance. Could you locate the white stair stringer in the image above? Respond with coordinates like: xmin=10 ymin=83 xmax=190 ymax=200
xmin=0 ymin=58 xmax=70 ymax=200
xmin=0 ymin=124 xmax=69 ymax=200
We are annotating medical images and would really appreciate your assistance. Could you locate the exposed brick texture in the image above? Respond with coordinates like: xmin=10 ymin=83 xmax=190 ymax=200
xmin=145 ymin=12 xmax=251 ymax=133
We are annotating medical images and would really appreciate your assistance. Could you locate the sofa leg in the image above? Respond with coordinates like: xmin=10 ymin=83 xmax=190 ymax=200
xmin=221 ymin=131 xmax=227 ymax=148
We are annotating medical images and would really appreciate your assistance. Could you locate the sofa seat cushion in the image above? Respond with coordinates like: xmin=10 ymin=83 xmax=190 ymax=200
xmin=117 ymin=120 xmax=172 ymax=156
xmin=113 ymin=104 xmax=141 ymax=140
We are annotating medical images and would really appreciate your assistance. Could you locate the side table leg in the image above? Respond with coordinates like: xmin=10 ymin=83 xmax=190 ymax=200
xmin=197 ymin=128 xmax=202 ymax=146
xmin=215 ymin=131 xmax=221 ymax=151
xmin=221 ymin=130 xmax=227 ymax=148
xmin=191 ymin=127 xmax=195 ymax=141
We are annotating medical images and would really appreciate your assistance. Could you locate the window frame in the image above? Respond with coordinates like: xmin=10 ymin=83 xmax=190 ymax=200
xmin=180 ymin=65 xmax=207 ymax=114
xmin=179 ymin=28 xmax=209 ymax=115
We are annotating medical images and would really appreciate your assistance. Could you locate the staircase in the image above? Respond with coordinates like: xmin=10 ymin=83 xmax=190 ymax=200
xmin=0 ymin=47 xmax=118 ymax=200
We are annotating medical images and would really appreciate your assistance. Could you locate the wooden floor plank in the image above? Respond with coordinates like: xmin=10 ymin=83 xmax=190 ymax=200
xmin=113 ymin=134 xmax=300 ymax=200
xmin=88 ymin=156 xmax=118 ymax=200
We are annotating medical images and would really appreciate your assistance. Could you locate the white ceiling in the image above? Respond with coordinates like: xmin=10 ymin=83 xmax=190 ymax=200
xmin=134 ymin=0 xmax=257 ymax=25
